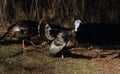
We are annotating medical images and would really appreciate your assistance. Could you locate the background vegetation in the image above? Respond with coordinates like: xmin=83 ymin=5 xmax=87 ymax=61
xmin=0 ymin=1 xmax=120 ymax=74
xmin=0 ymin=0 xmax=120 ymax=27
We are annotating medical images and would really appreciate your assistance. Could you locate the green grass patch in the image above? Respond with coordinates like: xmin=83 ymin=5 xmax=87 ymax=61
xmin=0 ymin=45 xmax=22 ymax=59
xmin=0 ymin=45 xmax=119 ymax=74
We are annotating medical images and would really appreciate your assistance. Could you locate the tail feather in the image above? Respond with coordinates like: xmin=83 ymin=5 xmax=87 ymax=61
xmin=45 ymin=24 xmax=64 ymax=40
xmin=38 ymin=18 xmax=45 ymax=36
xmin=45 ymin=24 xmax=54 ymax=40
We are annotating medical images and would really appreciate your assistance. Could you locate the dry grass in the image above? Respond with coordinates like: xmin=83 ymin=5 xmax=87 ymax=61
xmin=0 ymin=28 xmax=120 ymax=74
xmin=0 ymin=43 xmax=120 ymax=74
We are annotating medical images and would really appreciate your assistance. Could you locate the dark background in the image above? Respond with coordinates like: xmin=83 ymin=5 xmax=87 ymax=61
xmin=0 ymin=0 xmax=120 ymax=44
xmin=0 ymin=0 xmax=119 ymax=24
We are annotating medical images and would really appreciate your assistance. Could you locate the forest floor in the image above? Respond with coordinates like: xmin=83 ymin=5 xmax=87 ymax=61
xmin=0 ymin=29 xmax=120 ymax=74
xmin=0 ymin=39 xmax=120 ymax=74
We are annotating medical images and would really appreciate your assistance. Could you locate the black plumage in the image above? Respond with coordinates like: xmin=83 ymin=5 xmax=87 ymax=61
xmin=45 ymin=24 xmax=72 ymax=40
xmin=0 ymin=20 xmax=42 ymax=48
xmin=45 ymin=20 xmax=82 ymax=58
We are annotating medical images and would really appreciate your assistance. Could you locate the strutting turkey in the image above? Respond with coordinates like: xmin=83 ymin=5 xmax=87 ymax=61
xmin=45 ymin=20 xmax=82 ymax=58
xmin=45 ymin=24 xmax=72 ymax=40
xmin=0 ymin=19 xmax=44 ymax=48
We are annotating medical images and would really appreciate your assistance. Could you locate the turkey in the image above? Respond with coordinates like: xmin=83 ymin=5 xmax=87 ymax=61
xmin=45 ymin=20 xmax=82 ymax=58
xmin=0 ymin=19 xmax=44 ymax=48
xmin=45 ymin=24 xmax=72 ymax=40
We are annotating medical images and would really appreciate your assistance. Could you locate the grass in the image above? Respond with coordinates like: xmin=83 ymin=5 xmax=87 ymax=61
xmin=0 ymin=44 xmax=119 ymax=74
xmin=53 ymin=58 xmax=104 ymax=74
xmin=0 ymin=45 xmax=22 ymax=59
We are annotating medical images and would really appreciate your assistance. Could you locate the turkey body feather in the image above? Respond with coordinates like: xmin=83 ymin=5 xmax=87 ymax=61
xmin=46 ymin=20 xmax=82 ymax=58
xmin=45 ymin=24 xmax=72 ymax=40
xmin=0 ymin=20 xmax=40 ymax=48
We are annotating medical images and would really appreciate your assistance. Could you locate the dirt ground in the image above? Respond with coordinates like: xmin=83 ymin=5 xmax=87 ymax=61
xmin=0 ymin=42 xmax=119 ymax=74
xmin=70 ymin=45 xmax=120 ymax=74
xmin=0 ymin=31 xmax=120 ymax=74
